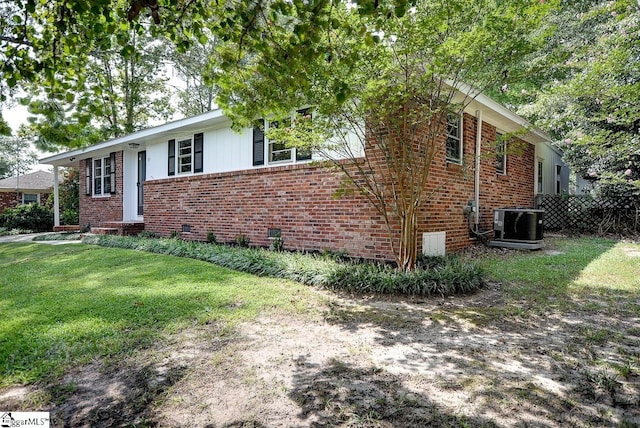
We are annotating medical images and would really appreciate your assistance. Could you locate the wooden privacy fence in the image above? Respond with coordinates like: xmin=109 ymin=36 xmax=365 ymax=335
xmin=535 ymin=194 xmax=640 ymax=235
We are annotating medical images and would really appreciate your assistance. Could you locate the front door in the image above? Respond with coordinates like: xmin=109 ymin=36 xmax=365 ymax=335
xmin=137 ymin=151 xmax=146 ymax=216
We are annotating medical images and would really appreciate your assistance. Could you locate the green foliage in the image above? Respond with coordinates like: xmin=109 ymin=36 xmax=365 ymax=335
xmin=52 ymin=168 xmax=79 ymax=225
xmin=84 ymin=235 xmax=485 ymax=296
xmin=206 ymin=231 xmax=217 ymax=244
xmin=500 ymin=0 xmax=639 ymax=188
xmin=270 ymin=235 xmax=285 ymax=252
xmin=214 ymin=0 xmax=552 ymax=271
xmin=0 ymin=203 xmax=53 ymax=232
xmin=234 ymin=234 xmax=250 ymax=248
xmin=0 ymin=134 xmax=38 ymax=178
xmin=327 ymin=257 xmax=484 ymax=296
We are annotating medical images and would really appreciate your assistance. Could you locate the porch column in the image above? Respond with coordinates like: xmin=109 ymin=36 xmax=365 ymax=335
xmin=53 ymin=166 xmax=60 ymax=227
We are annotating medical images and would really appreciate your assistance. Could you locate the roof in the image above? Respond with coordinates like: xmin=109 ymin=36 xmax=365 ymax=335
xmin=0 ymin=170 xmax=54 ymax=192
xmin=40 ymin=109 xmax=229 ymax=168
xmin=40 ymin=93 xmax=552 ymax=167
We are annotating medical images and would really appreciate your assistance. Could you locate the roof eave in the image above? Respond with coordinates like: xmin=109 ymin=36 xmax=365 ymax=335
xmin=40 ymin=109 xmax=228 ymax=167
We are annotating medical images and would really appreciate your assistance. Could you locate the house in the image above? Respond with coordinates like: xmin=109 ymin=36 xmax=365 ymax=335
xmin=0 ymin=170 xmax=54 ymax=212
xmin=40 ymin=95 xmax=568 ymax=260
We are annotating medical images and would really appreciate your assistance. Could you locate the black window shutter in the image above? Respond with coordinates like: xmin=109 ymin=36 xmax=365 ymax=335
xmin=168 ymin=139 xmax=176 ymax=176
xmin=253 ymin=121 xmax=264 ymax=166
xmin=85 ymin=158 xmax=92 ymax=195
xmin=109 ymin=152 xmax=116 ymax=194
xmin=194 ymin=133 xmax=203 ymax=173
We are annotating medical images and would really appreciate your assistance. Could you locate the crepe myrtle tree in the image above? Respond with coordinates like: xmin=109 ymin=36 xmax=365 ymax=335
xmin=214 ymin=0 xmax=552 ymax=271
xmin=0 ymin=0 xmax=439 ymax=141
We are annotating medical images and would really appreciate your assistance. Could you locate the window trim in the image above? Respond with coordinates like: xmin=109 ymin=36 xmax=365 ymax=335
xmin=536 ymin=159 xmax=544 ymax=194
xmin=93 ymin=155 xmax=113 ymax=197
xmin=555 ymin=164 xmax=562 ymax=195
xmin=496 ymin=133 xmax=507 ymax=175
xmin=22 ymin=193 xmax=39 ymax=204
xmin=255 ymin=108 xmax=314 ymax=167
xmin=445 ymin=112 xmax=463 ymax=164
xmin=168 ymin=133 xmax=204 ymax=176
xmin=177 ymin=136 xmax=194 ymax=175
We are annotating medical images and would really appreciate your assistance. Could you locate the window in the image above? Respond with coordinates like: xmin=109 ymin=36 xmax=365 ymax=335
xmin=555 ymin=165 xmax=562 ymax=195
xmin=178 ymin=138 xmax=193 ymax=173
xmin=537 ymin=160 xmax=543 ymax=194
xmin=496 ymin=133 xmax=506 ymax=174
xmin=446 ymin=113 xmax=462 ymax=163
xmin=253 ymin=109 xmax=313 ymax=166
xmin=268 ymin=117 xmax=293 ymax=163
xmin=168 ymin=133 xmax=203 ymax=176
xmin=93 ymin=153 xmax=116 ymax=196
xmin=22 ymin=193 xmax=38 ymax=204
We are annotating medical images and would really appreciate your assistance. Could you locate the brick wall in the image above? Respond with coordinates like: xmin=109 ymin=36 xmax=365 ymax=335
xmin=79 ymin=152 xmax=124 ymax=228
xmin=0 ymin=192 xmax=52 ymax=212
xmin=0 ymin=192 xmax=19 ymax=212
xmin=144 ymin=163 xmax=395 ymax=260
xmin=143 ymin=113 xmax=535 ymax=260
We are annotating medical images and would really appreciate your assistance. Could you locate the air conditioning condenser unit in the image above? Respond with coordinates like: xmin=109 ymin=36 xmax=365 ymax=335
xmin=490 ymin=208 xmax=544 ymax=250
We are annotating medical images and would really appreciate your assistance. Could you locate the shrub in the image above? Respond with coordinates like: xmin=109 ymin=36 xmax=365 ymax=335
xmin=0 ymin=204 xmax=53 ymax=232
xmin=235 ymin=234 xmax=250 ymax=247
xmin=207 ymin=231 xmax=217 ymax=244
xmin=84 ymin=235 xmax=484 ymax=297
xmin=61 ymin=209 xmax=79 ymax=225
xmin=327 ymin=256 xmax=483 ymax=296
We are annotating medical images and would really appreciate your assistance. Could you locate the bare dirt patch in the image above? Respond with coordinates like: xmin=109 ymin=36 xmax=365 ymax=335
xmin=4 ymin=285 xmax=640 ymax=427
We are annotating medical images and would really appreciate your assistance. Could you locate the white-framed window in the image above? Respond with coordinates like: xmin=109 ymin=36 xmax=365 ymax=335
xmin=268 ymin=118 xmax=292 ymax=163
xmin=178 ymin=137 xmax=193 ymax=174
xmin=22 ymin=193 xmax=39 ymax=204
xmin=168 ymin=133 xmax=203 ymax=176
xmin=446 ymin=112 xmax=462 ymax=164
xmin=496 ymin=133 xmax=506 ymax=175
xmin=253 ymin=109 xmax=313 ymax=166
xmin=93 ymin=156 xmax=112 ymax=196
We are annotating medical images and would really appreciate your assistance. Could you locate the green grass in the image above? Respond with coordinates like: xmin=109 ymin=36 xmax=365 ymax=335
xmin=0 ymin=243 xmax=316 ymax=388
xmin=477 ymin=236 xmax=640 ymax=312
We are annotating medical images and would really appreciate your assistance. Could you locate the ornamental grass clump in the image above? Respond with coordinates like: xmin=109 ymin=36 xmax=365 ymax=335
xmin=84 ymin=235 xmax=483 ymax=296
xmin=327 ymin=256 xmax=483 ymax=296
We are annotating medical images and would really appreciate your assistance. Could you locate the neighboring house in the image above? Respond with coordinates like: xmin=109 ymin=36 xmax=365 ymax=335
xmin=0 ymin=170 xmax=54 ymax=212
xmin=534 ymin=141 xmax=570 ymax=197
xmin=41 ymin=95 xmax=568 ymax=260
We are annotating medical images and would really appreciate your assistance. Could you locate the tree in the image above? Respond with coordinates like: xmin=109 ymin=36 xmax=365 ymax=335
xmin=0 ymin=0 xmax=216 ymax=147
xmin=47 ymin=168 xmax=80 ymax=225
xmin=214 ymin=0 xmax=551 ymax=271
xmin=0 ymin=133 xmax=37 ymax=179
xmin=171 ymin=37 xmax=219 ymax=117
xmin=23 ymin=29 xmax=174 ymax=150
xmin=498 ymin=0 xmax=639 ymax=191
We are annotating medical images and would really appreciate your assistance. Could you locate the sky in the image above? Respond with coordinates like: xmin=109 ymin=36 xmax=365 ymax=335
xmin=3 ymin=103 xmax=53 ymax=173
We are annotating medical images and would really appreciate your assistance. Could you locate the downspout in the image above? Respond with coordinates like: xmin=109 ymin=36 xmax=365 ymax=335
xmin=475 ymin=110 xmax=482 ymax=229
xmin=53 ymin=166 xmax=60 ymax=227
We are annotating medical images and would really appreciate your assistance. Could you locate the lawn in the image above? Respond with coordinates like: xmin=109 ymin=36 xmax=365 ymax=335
xmin=0 ymin=243 xmax=317 ymax=388
xmin=478 ymin=236 xmax=640 ymax=313
xmin=1 ymin=236 xmax=639 ymax=427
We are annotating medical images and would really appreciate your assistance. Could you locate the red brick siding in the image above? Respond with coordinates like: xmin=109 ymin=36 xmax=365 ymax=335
xmin=0 ymin=192 xmax=51 ymax=212
xmin=143 ymin=113 xmax=534 ymax=259
xmin=79 ymin=152 xmax=124 ymax=228
xmin=85 ymin=117 xmax=535 ymax=260
xmin=0 ymin=192 xmax=19 ymax=211
xmin=144 ymin=163 xmax=395 ymax=260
